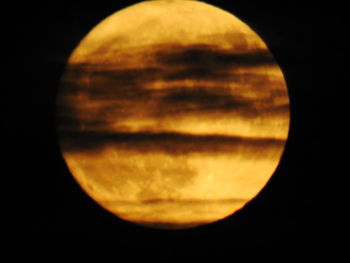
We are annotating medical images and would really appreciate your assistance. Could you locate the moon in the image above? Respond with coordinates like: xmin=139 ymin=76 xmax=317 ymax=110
xmin=57 ymin=0 xmax=289 ymax=229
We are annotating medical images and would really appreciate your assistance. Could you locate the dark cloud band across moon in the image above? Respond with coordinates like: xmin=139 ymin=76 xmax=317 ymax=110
xmin=58 ymin=45 xmax=288 ymax=135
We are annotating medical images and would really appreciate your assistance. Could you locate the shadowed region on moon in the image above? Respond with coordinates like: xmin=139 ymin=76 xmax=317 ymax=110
xmin=57 ymin=0 xmax=289 ymax=229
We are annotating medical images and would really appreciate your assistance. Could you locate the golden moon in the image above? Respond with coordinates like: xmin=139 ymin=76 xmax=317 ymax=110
xmin=57 ymin=0 xmax=289 ymax=229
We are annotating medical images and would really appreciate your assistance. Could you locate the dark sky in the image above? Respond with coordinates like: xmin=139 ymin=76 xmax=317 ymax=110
xmin=6 ymin=0 xmax=344 ymax=254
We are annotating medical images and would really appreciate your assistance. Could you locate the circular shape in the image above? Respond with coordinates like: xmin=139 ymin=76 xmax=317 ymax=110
xmin=57 ymin=0 xmax=289 ymax=229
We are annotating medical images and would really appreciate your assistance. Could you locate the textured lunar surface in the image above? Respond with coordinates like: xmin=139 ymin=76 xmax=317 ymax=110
xmin=57 ymin=0 xmax=289 ymax=229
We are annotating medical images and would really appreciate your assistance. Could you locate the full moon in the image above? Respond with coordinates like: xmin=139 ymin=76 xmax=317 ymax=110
xmin=57 ymin=0 xmax=289 ymax=229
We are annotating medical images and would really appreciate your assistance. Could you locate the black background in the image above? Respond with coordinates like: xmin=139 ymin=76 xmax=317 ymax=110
xmin=6 ymin=0 xmax=344 ymax=254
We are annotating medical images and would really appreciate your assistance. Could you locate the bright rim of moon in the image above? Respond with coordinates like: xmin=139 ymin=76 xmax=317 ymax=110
xmin=57 ymin=0 xmax=290 ymax=229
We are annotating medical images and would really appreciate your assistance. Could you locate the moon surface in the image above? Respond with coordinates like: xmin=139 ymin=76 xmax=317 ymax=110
xmin=57 ymin=0 xmax=290 ymax=229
